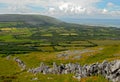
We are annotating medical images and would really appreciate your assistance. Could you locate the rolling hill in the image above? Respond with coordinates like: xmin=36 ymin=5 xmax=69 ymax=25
xmin=0 ymin=14 xmax=120 ymax=82
xmin=0 ymin=14 xmax=120 ymax=40
xmin=0 ymin=14 xmax=65 ymax=26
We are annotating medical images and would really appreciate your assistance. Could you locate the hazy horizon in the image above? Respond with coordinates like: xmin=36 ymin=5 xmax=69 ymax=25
xmin=0 ymin=13 xmax=120 ymax=28
xmin=60 ymin=18 xmax=120 ymax=28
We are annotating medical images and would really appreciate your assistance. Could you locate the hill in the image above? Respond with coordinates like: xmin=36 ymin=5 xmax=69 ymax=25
xmin=0 ymin=14 xmax=65 ymax=26
xmin=0 ymin=14 xmax=120 ymax=82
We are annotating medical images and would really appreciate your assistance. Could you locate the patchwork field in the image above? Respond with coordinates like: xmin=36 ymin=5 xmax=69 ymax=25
xmin=0 ymin=23 xmax=120 ymax=82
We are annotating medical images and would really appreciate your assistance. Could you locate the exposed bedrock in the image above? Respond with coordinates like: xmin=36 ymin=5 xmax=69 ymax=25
xmin=13 ymin=57 xmax=120 ymax=82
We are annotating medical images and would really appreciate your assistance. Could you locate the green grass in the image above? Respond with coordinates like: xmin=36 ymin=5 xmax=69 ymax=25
xmin=0 ymin=26 xmax=120 ymax=82
xmin=80 ymin=75 xmax=108 ymax=82
xmin=0 ymin=44 xmax=119 ymax=82
xmin=41 ymin=34 xmax=53 ymax=37
xmin=0 ymin=35 xmax=13 ymax=41
xmin=90 ymin=40 xmax=120 ymax=46
xmin=0 ymin=57 xmax=20 ymax=76
xmin=83 ymin=45 xmax=120 ymax=64
xmin=0 ymin=53 xmax=111 ymax=82
xmin=0 ymin=22 xmax=19 ymax=27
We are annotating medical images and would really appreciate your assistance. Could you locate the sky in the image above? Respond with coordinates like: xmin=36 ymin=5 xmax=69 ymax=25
xmin=0 ymin=0 xmax=120 ymax=19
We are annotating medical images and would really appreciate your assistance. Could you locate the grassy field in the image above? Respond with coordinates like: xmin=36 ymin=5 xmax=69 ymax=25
xmin=0 ymin=26 xmax=120 ymax=82
xmin=0 ymin=41 xmax=120 ymax=82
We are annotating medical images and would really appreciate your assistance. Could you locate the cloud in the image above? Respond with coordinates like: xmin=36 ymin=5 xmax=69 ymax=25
xmin=0 ymin=0 xmax=101 ymax=14
xmin=99 ymin=2 xmax=120 ymax=17
xmin=107 ymin=2 xmax=115 ymax=7
xmin=59 ymin=2 xmax=86 ymax=14
xmin=0 ymin=0 xmax=120 ymax=18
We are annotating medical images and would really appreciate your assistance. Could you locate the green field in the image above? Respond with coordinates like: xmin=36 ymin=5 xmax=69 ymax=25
xmin=1 ymin=42 xmax=119 ymax=82
xmin=0 ymin=22 xmax=120 ymax=82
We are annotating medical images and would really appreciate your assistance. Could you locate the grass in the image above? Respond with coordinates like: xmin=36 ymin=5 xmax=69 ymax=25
xmin=0 ymin=54 xmax=77 ymax=82
xmin=59 ymin=33 xmax=78 ymax=36
xmin=0 ymin=22 xmax=18 ymax=27
xmin=0 ymin=27 xmax=120 ymax=82
xmin=0 ymin=43 xmax=120 ymax=82
xmin=0 ymin=57 xmax=20 ymax=76
xmin=90 ymin=40 xmax=120 ymax=46
xmin=0 ymin=35 xmax=13 ymax=41
xmin=41 ymin=34 xmax=53 ymax=37
xmin=83 ymin=45 xmax=120 ymax=64
xmin=80 ymin=75 xmax=108 ymax=82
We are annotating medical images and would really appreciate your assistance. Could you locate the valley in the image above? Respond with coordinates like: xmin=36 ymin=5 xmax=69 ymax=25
xmin=0 ymin=15 xmax=120 ymax=82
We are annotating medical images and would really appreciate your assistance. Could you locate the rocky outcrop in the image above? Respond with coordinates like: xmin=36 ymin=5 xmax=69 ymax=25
xmin=74 ymin=60 xmax=120 ymax=82
xmin=27 ymin=60 xmax=120 ymax=82
xmin=13 ymin=57 xmax=119 ymax=82
xmin=57 ymin=48 xmax=103 ymax=60
xmin=14 ymin=57 xmax=26 ymax=71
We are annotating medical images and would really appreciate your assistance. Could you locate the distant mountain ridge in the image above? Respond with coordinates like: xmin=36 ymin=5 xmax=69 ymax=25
xmin=0 ymin=14 xmax=65 ymax=26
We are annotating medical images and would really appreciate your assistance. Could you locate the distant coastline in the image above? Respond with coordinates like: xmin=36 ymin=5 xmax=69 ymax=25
xmin=60 ymin=18 xmax=120 ymax=28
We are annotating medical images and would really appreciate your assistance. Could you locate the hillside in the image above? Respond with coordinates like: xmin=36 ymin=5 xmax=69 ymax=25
xmin=0 ymin=14 xmax=65 ymax=26
xmin=0 ymin=14 xmax=119 ymax=39
xmin=0 ymin=14 xmax=120 ymax=82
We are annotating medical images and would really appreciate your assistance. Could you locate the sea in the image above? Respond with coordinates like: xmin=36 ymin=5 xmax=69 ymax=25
xmin=60 ymin=18 xmax=120 ymax=28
